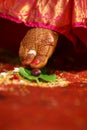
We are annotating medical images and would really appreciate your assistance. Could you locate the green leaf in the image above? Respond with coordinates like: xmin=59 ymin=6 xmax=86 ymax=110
xmin=19 ymin=67 xmax=39 ymax=83
xmin=39 ymin=74 xmax=56 ymax=82
xmin=24 ymin=68 xmax=31 ymax=75
xmin=19 ymin=67 xmax=56 ymax=84
xmin=19 ymin=67 xmax=29 ymax=78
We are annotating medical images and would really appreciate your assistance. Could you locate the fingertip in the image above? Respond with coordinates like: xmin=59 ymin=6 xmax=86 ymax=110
xmin=31 ymin=59 xmax=40 ymax=65
xmin=30 ymin=57 xmax=48 ymax=69
xmin=21 ymin=54 xmax=35 ymax=66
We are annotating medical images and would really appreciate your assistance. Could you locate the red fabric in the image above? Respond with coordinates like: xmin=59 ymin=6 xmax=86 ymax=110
xmin=0 ymin=0 xmax=87 ymax=47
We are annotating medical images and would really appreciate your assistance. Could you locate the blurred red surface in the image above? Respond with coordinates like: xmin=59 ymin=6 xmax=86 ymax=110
xmin=0 ymin=86 xmax=87 ymax=130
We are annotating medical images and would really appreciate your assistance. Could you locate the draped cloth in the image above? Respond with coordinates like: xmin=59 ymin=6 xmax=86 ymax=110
xmin=0 ymin=0 xmax=87 ymax=47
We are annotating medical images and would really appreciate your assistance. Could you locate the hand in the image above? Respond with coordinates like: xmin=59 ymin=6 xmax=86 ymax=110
xmin=19 ymin=28 xmax=58 ymax=68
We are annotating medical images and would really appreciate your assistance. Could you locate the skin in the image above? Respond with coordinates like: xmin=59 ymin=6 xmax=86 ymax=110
xmin=19 ymin=28 xmax=59 ymax=69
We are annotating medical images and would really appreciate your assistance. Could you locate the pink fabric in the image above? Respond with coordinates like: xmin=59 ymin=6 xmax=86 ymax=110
xmin=0 ymin=0 xmax=87 ymax=47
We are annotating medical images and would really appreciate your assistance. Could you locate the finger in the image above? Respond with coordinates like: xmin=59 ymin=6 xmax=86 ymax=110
xmin=47 ymin=43 xmax=57 ymax=58
xmin=19 ymin=43 xmax=36 ymax=66
xmin=21 ymin=53 xmax=35 ymax=66
xmin=30 ymin=43 xmax=57 ymax=69
xmin=30 ymin=55 xmax=48 ymax=69
xmin=19 ymin=30 xmax=37 ymax=66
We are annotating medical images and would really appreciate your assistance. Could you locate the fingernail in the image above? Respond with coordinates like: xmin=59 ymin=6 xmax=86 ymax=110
xmin=31 ymin=59 xmax=40 ymax=65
